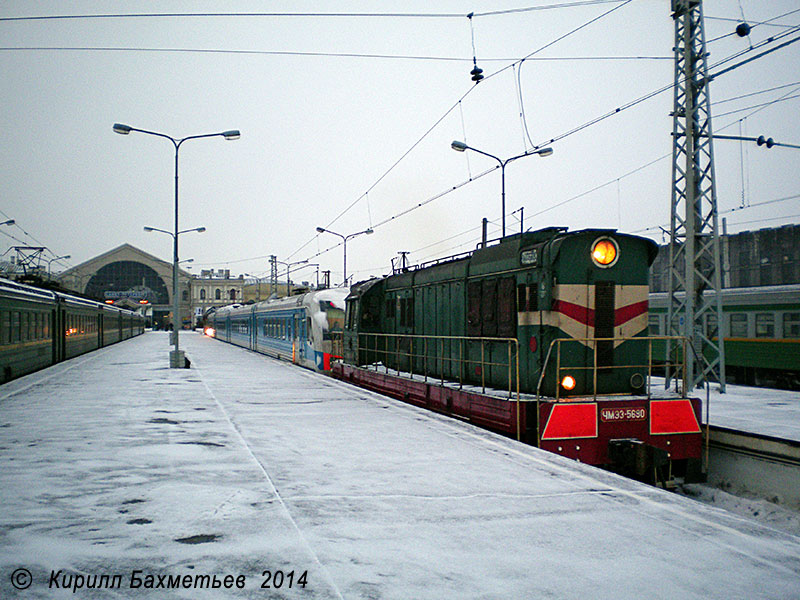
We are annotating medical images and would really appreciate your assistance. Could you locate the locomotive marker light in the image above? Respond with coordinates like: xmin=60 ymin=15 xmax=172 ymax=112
xmin=450 ymin=141 xmax=553 ymax=238
xmin=561 ymin=375 xmax=577 ymax=391
xmin=114 ymin=123 xmax=239 ymax=368
xmin=315 ymin=226 xmax=374 ymax=287
xmin=590 ymin=237 xmax=619 ymax=267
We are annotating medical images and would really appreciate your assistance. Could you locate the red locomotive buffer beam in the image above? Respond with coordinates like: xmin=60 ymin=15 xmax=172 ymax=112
xmin=538 ymin=397 xmax=702 ymax=475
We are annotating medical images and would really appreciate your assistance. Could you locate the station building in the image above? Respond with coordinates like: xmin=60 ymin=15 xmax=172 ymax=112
xmin=57 ymin=244 xmax=247 ymax=330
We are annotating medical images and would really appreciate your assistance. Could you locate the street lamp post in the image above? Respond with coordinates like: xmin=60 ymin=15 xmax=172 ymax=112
xmin=315 ymin=226 xmax=373 ymax=286
xmin=450 ymin=141 xmax=553 ymax=238
xmin=114 ymin=123 xmax=239 ymax=368
xmin=143 ymin=226 xmax=205 ymax=362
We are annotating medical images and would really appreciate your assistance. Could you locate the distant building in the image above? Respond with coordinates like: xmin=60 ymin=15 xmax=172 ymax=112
xmin=57 ymin=244 xmax=193 ymax=330
xmin=650 ymin=224 xmax=800 ymax=292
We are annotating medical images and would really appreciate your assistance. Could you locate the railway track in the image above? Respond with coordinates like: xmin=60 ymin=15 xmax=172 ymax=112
xmin=704 ymin=425 xmax=800 ymax=510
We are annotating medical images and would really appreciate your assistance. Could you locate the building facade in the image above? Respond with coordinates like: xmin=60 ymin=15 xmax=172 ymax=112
xmin=58 ymin=244 xmax=197 ymax=330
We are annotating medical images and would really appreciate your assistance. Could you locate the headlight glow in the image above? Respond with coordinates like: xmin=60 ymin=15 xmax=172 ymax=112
xmin=591 ymin=238 xmax=618 ymax=267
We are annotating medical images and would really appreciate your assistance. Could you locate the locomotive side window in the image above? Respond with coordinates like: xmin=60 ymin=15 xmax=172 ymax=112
xmin=517 ymin=284 xmax=527 ymax=312
xmin=784 ymin=313 xmax=800 ymax=338
xmin=730 ymin=313 xmax=747 ymax=337
xmin=755 ymin=313 xmax=774 ymax=338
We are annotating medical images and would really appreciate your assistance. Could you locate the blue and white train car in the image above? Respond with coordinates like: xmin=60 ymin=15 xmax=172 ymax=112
xmin=207 ymin=288 xmax=348 ymax=371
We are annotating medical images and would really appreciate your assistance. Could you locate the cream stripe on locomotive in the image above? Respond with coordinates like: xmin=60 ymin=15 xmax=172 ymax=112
xmin=518 ymin=284 xmax=650 ymax=348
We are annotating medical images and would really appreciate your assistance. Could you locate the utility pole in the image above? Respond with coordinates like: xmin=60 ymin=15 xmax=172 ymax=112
xmin=269 ymin=255 xmax=278 ymax=298
xmin=667 ymin=0 xmax=726 ymax=392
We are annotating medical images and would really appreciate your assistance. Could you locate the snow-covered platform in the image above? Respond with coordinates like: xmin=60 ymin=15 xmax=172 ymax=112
xmin=1 ymin=331 xmax=799 ymax=599
xmin=702 ymin=382 xmax=800 ymax=442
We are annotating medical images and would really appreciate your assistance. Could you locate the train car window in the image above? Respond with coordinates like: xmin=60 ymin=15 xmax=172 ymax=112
xmin=706 ymin=314 xmax=718 ymax=339
xmin=784 ymin=313 xmax=800 ymax=338
xmin=648 ymin=315 xmax=660 ymax=335
xmin=755 ymin=313 xmax=774 ymax=338
xmin=1 ymin=311 xmax=8 ymax=344
xmin=517 ymin=285 xmax=527 ymax=312
xmin=12 ymin=312 xmax=20 ymax=343
xmin=21 ymin=312 xmax=29 ymax=342
xmin=730 ymin=313 xmax=747 ymax=337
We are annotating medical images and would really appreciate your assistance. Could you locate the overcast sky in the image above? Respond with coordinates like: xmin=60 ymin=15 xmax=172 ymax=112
xmin=2 ymin=0 xmax=798 ymax=286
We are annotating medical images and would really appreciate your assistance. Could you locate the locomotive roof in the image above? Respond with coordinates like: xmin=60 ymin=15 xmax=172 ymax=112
xmin=351 ymin=228 xmax=658 ymax=292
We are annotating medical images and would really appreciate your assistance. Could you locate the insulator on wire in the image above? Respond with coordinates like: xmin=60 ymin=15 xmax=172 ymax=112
xmin=467 ymin=12 xmax=483 ymax=83
xmin=756 ymin=135 xmax=774 ymax=148
xmin=471 ymin=61 xmax=484 ymax=83
xmin=735 ymin=22 xmax=751 ymax=37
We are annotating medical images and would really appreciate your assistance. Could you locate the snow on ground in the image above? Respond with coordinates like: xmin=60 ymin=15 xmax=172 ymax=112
xmin=677 ymin=483 xmax=800 ymax=539
xmin=1 ymin=331 xmax=799 ymax=599
xmin=701 ymin=381 xmax=800 ymax=441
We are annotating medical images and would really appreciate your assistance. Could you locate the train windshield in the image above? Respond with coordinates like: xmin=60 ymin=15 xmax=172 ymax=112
xmin=319 ymin=300 xmax=344 ymax=340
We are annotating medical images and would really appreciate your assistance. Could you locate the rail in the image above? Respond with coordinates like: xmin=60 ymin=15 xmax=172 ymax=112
xmin=535 ymin=335 xmax=690 ymax=402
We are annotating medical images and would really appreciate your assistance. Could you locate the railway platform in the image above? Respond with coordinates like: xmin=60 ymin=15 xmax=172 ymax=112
xmin=702 ymin=382 xmax=800 ymax=442
xmin=1 ymin=331 xmax=799 ymax=599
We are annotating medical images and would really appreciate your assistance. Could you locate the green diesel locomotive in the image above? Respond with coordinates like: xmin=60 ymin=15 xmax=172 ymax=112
xmin=343 ymin=227 xmax=658 ymax=398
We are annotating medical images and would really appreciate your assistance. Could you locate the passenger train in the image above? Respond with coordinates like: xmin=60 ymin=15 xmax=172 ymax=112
xmin=0 ymin=278 xmax=146 ymax=383
xmin=649 ymin=284 xmax=800 ymax=389
xmin=206 ymin=288 xmax=349 ymax=371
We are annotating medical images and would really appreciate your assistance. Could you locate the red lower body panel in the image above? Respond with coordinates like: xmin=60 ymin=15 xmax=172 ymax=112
xmin=332 ymin=363 xmax=702 ymax=466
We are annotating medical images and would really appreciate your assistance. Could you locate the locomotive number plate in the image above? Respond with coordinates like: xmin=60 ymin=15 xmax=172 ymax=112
xmin=600 ymin=407 xmax=647 ymax=422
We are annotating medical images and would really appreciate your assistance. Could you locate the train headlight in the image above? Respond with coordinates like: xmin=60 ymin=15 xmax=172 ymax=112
xmin=204 ymin=327 xmax=216 ymax=338
xmin=591 ymin=237 xmax=619 ymax=267
xmin=561 ymin=375 xmax=576 ymax=391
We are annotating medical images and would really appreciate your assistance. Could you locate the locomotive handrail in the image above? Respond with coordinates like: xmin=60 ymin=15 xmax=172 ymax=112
xmin=353 ymin=332 xmax=522 ymax=439
xmin=535 ymin=335 xmax=690 ymax=402
xmin=534 ymin=335 xmax=690 ymax=450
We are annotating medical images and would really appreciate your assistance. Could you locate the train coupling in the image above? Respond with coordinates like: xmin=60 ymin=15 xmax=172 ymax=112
xmin=608 ymin=439 xmax=671 ymax=487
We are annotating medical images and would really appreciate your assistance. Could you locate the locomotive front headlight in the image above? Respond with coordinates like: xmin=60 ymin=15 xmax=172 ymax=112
xmin=591 ymin=238 xmax=619 ymax=267
xmin=561 ymin=375 xmax=576 ymax=391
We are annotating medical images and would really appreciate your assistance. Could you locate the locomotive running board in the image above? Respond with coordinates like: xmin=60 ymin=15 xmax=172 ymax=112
xmin=331 ymin=363 xmax=531 ymax=441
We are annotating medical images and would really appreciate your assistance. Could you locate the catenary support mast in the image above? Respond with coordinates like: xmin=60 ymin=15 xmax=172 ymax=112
xmin=667 ymin=0 xmax=726 ymax=392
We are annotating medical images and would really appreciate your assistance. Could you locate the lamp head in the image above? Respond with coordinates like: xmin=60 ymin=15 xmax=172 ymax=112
xmin=365 ymin=228 xmax=374 ymax=235
xmin=113 ymin=123 xmax=132 ymax=135
xmin=316 ymin=227 xmax=326 ymax=233
xmin=536 ymin=147 xmax=554 ymax=157
xmin=196 ymin=227 xmax=207 ymax=233
xmin=451 ymin=140 xmax=468 ymax=152
xmin=222 ymin=130 xmax=241 ymax=140
xmin=143 ymin=226 xmax=154 ymax=232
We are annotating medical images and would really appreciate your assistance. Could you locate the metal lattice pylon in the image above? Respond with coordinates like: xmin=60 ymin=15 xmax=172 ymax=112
xmin=269 ymin=255 xmax=278 ymax=298
xmin=666 ymin=0 xmax=726 ymax=392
